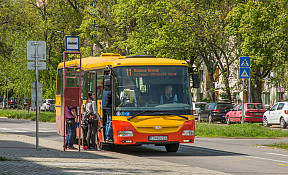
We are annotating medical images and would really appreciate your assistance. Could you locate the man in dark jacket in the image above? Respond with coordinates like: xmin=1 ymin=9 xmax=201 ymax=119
xmin=102 ymin=75 xmax=113 ymax=142
xmin=160 ymin=85 xmax=178 ymax=104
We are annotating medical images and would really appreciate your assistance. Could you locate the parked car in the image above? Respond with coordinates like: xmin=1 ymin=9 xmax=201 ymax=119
xmin=263 ymin=102 xmax=288 ymax=129
xmin=192 ymin=102 xmax=207 ymax=121
xmin=8 ymin=98 xmax=17 ymax=109
xmin=49 ymin=100 xmax=56 ymax=112
xmin=40 ymin=99 xmax=55 ymax=111
xmin=199 ymin=102 xmax=233 ymax=123
xmin=225 ymin=103 xmax=266 ymax=125
xmin=23 ymin=99 xmax=31 ymax=110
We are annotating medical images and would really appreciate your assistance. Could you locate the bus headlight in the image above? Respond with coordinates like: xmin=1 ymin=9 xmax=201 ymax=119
xmin=182 ymin=130 xmax=195 ymax=136
xmin=117 ymin=131 xmax=133 ymax=137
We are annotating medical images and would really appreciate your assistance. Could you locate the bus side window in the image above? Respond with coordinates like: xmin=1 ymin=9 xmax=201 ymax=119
xmin=56 ymin=69 xmax=63 ymax=95
xmin=82 ymin=72 xmax=90 ymax=101
xmin=96 ymin=70 xmax=104 ymax=100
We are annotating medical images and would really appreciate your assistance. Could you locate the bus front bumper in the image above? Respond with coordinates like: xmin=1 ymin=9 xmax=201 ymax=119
xmin=112 ymin=120 xmax=195 ymax=145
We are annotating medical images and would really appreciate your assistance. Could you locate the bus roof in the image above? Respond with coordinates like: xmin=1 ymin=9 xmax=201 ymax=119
xmin=57 ymin=53 xmax=188 ymax=70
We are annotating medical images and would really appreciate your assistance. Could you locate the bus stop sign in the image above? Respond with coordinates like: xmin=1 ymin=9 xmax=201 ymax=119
xmin=65 ymin=36 xmax=80 ymax=51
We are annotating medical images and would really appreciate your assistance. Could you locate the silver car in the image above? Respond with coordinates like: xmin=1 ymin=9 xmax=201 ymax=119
xmin=192 ymin=102 xmax=207 ymax=121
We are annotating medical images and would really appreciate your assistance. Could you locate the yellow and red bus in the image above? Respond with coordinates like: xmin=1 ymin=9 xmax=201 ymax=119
xmin=56 ymin=53 xmax=197 ymax=152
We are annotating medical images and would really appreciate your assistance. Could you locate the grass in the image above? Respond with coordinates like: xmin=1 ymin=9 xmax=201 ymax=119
xmin=196 ymin=122 xmax=288 ymax=138
xmin=0 ymin=109 xmax=56 ymax=123
xmin=0 ymin=156 xmax=9 ymax=161
xmin=264 ymin=142 xmax=288 ymax=150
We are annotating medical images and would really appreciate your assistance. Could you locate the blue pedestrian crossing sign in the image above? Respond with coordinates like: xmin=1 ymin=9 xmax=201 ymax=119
xmin=240 ymin=57 xmax=250 ymax=67
xmin=239 ymin=68 xmax=250 ymax=79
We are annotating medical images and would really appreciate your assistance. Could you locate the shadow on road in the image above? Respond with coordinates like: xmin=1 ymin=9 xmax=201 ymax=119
xmin=102 ymin=144 xmax=246 ymax=157
xmin=0 ymin=140 xmax=121 ymax=174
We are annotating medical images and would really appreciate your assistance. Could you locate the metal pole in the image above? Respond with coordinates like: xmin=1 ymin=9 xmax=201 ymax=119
xmin=35 ymin=42 xmax=39 ymax=150
xmin=242 ymin=79 xmax=245 ymax=124
xmin=63 ymin=51 xmax=66 ymax=151
xmin=6 ymin=83 xmax=8 ymax=109
xmin=248 ymin=78 xmax=251 ymax=103
xmin=78 ymin=52 xmax=82 ymax=151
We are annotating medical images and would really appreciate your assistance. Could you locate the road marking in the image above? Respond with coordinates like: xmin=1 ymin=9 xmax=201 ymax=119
xmin=265 ymin=152 xmax=288 ymax=157
xmin=246 ymin=155 xmax=288 ymax=164
xmin=0 ymin=128 xmax=55 ymax=133
xmin=278 ymin=164 xmax=288 ymax=167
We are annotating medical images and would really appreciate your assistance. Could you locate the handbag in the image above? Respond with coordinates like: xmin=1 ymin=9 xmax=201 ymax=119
xmin=81 ymin=112 xmax=89 ymax=127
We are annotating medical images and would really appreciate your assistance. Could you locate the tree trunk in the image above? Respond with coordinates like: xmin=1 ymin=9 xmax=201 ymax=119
xmin=207 ymin=72 xmax=216 ymax=102
xmin=3 ymin=88 xmax=7 ymax=109
xmin=251 ymin=77 xmax=263 ymax=103
xmin=223 ymin=76 xmax=232 ymax=102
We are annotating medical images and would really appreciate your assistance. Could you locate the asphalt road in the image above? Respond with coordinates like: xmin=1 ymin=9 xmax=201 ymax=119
xmin=1 ymin=117 xmax=288 ymax=174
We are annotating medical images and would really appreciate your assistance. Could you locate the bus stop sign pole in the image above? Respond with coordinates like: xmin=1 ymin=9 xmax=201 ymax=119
xmin=27 ymin=41 xmax=46 ymax=150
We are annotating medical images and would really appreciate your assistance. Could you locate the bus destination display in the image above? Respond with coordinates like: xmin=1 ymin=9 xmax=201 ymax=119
xmin=125 ymin=68 xmax=179 ymax=77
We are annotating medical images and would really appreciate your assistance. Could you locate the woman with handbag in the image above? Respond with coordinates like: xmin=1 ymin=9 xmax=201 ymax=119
xmin=85 ymin=91 xmax=100 ymax=150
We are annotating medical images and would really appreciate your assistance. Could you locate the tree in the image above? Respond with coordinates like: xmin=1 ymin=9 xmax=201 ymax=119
xmin=226 ymin=0 xmax=288 ymax=103
xmin=112 ymin=0 xmax=240 ymax=102
xmin=0 ymin=0 xmax=87 ymax=103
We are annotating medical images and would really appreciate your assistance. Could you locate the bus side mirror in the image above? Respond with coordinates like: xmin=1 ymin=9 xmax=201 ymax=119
xmin=192 ymin=74 xmax=200 ymax=88
xmin=104 ymin=75 xmax=112 ymax=91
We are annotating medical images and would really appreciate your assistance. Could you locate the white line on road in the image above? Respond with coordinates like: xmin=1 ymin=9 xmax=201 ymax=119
xmin=265 ymin=152 xmax=288 ymax=157
xmin=246 ymin=155 xmax=288 ymax=164
xmin=0 ymin=128 xmax=55 ymax=133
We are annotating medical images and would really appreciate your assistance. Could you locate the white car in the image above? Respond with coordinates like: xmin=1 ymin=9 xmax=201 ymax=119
xmin=192 ymin=102 xmax=207 ymax=121
xmin=263 ymin=102 xmax=288 ymax=129
xmin=40 ymin=99 xmax=55 ymax=111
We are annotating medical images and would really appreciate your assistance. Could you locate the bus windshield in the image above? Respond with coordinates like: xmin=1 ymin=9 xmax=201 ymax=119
xmin=113 ymin=66 xmax=192 ymax=115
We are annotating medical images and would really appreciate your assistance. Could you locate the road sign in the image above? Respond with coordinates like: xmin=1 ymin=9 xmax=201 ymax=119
xmin=27 ymin=62 xmax=46 ymax=70
xmin=31 ymin=82 xmax=42 ymax=106
xmin=240 ymin=57 xmax=250 ymax=67
xmin=65 ymin=36 xmax=80 ymax=51
xmin=239 ymin=67 xmax=250 ymax=79
xmin=27 ymin=41 xmax=46 ymax=60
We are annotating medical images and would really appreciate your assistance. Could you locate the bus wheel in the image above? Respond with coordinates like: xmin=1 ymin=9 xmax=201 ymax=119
xmin=165 ymin=143 xmax=179 ymax=152
xmin=100 ymin=142 xmax=112 ymax=150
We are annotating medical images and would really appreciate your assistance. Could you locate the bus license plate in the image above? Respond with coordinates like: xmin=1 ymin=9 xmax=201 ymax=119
xmin=149 ymin=136 xmax=168 ymax=141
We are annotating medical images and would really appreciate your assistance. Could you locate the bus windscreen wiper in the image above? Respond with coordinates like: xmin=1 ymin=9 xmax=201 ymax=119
xmin=127 ymin=111 xmax=188 ymax=121
xmin=157 ymin=113 xmax=188 ymax=120
xmin=127 ymin=110 xmax=157 ymax=121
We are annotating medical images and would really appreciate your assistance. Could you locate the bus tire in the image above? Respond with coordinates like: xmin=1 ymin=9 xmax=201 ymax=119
xmin=165 ymin=143 xmax=179 ymax=152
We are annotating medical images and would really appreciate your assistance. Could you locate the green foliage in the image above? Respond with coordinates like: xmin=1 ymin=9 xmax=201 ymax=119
xmin=265 ymin=142 xmax=288 ymax=150
xmin=0 ymin=109 xmax=56 ymax=123
xmin=0 ymin=156 xmax=9 ymax=161
xmin=226 ymin=0 xmax=288 ymax=102
xmin=1 ymin=0 xmax=288 ymax=105
xmin=196 ymin=123 xmax=288 ymax=138
xmin=201 ymin=98 xmax=210 ymax=103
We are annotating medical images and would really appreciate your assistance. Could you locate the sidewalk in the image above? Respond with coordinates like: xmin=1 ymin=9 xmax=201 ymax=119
xmin=0 ymin=133 xmax=229 ymax=174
